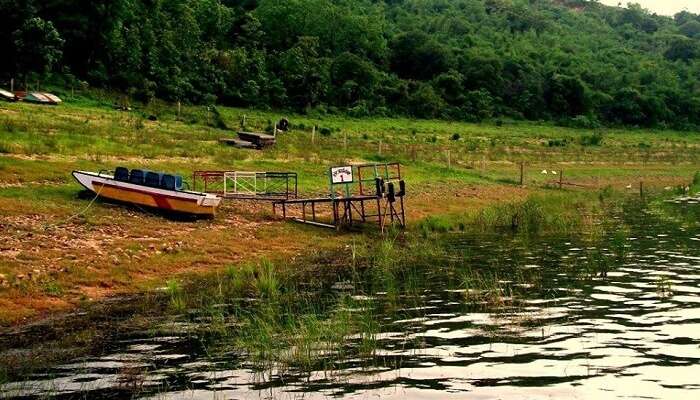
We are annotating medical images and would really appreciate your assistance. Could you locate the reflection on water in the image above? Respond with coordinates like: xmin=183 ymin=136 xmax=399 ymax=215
xmin=2 ymin=203 xmax=700 ymax=399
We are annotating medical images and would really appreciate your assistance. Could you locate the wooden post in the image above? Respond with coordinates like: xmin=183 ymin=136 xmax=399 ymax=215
xmin=639 ymin=181 xmax=644 ymax=199
xmin=242 ymin=114 xmax=246 ymax=128
xmin=519 ymin=162 xmax=524 ymax=186
xmin=378 ymin=140 xmax=382 ymax=156
xmin=559 ymin=170 xmax=564 ymax=189
xmin=446 ymin=150 xmax=451 ymax=169
xmin=177 ymin=101 xmax=181 ymax=119
xmin=311 ymin=125 xmax=316 ymax=145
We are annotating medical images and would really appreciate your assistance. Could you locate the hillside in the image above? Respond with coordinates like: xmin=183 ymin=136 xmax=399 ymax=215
xmin=3 ymin=0 xmax=700 ymax=128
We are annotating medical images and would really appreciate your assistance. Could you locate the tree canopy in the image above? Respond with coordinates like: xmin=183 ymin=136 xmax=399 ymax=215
xmin=3 ymin=0 xmax=700 ymax=128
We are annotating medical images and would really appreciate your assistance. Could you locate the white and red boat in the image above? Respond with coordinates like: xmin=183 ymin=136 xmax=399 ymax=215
xmin=73 ymin=168 xmax=221 ymax=216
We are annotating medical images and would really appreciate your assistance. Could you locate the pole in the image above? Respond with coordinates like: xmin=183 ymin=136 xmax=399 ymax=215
xmin=446 ymin=150 xmax=451 ymax=169
xmin=177 ymin=101 xmax=181 ymax=119
xmin=559 ymin=170 xmax=563 ymax=189
xmin=378 ymin=140 xmax=382 ymax=156
xmin=311 ymin=125 xmax=316 ymax=145
xmin=639 ymin=181 xmax=644 ymax=199
xmin=519 ymin=162 xmax=524 ymax=186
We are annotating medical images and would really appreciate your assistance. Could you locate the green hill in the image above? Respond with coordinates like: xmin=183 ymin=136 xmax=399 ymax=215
xmin=3 ymin=0 xmax=700 ymax=128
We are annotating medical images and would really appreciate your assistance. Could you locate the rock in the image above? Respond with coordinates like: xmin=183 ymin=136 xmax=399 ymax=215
xmin=16 ymin=274 xmax=25 ymax=280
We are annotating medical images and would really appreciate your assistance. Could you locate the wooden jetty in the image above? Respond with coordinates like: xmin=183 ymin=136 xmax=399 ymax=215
xmin=273 ymin=163 xmax=406 ymax=231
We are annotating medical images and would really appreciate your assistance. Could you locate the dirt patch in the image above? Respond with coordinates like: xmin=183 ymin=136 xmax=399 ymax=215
xmin=0 ymin=201 xmax=334 ymax=326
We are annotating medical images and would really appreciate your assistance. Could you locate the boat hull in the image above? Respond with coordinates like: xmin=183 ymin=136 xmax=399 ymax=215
xmin=72 ymin=171 xmax=221 ymax=216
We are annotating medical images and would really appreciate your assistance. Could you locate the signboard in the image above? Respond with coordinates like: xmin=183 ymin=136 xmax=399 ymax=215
xmin=331 ymin=166 xmax=353 ymax=184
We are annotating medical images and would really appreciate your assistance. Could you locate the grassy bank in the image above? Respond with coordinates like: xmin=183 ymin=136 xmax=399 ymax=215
xmin=0 ymin=91 xmax=698 ymax=327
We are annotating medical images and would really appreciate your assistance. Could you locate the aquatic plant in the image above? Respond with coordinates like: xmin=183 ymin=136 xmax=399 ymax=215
xmin=691 ymin=171 xmax=700 ymax=193
xmin=165 ymin=279 xmax=185 ymax=313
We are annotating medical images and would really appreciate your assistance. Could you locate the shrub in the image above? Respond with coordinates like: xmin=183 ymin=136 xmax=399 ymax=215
xmin=564 ymin=115 xmax=601 ymax=129
xmin=547 ymin=138 xmax=569 ymax=147
xmin=320 ymin=127 xmax=332 ymax=136
xmin=579 ymin=132 xmax=604 ymax=146
xmin=450 ymin=133 xmax=461 ymax=141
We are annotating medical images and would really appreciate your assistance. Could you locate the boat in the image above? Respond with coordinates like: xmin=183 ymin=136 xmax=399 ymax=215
xmin=0 ymin=89 xmax=17 ymax=102
xmin=72 ymin=167 xmax=222 ymax=216
xmin=14 ymin=91 xmax=62 ymax=105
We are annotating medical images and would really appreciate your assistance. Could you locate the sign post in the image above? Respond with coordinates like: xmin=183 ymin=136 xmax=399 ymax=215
xmin=330 ymin=165 xmax=353 ymax=198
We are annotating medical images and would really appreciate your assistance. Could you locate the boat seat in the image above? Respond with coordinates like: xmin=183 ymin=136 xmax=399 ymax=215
xmin=145 ymin=171 xmax=162 ymax=188
xmin=161 ymin=174 xmax=183 ymax=191
xmin=114 ymin=167 xmax=129 ymax=182
xmin=129 ymin=169 xmax=145 ymax=185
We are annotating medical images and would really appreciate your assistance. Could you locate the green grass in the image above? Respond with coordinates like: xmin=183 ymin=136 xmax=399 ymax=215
xmin=418 ymin=189 xmax=621 ymax=236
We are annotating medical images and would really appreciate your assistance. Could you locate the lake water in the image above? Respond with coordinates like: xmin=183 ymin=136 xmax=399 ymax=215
xmin=2 ymin=201 xmax=699 ymax=399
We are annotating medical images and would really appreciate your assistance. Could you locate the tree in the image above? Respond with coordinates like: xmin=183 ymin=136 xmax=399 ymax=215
xmin=544 ymin=74 xmax=589 ymax=117
xmin=13 ymin=17 xmax=64 ymax=77
xmin=275 ymin=36 xmax=330 ymax=109
xmin=405 ymin=82 xmax=445 ymax=118
xmin=665 ymin=37 xmax=699 ymax=61
xmin=679 ymin=20 xmax=700 ymax=38
xmin=389 ymin=31 xmax=454 ymax=81
xmin=330 ymin=52 xmax=378 ymax=106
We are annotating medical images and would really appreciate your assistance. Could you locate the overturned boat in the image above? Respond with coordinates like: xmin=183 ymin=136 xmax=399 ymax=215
xmin=73 ymin=167 xmax=221 ymax=216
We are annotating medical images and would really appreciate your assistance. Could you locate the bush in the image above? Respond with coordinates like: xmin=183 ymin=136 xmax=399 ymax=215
xmin=320 ymin=127 xmax=332 ymax=136
xmin=547 ymin=138 xmax=569 ymax=147
xmin=579 ymin=132 xmax=604 ymax=146
xmin=450 ymin=133 xmax=461 ymax=141
xmin=563 ymin=115 xmax=601 ymax=129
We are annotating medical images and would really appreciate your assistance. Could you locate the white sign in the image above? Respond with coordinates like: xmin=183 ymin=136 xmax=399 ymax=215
xmin=331 ymin=166 xmax=353 ymax=184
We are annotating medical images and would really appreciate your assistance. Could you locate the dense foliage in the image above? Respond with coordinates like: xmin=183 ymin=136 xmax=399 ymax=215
xmin=3 ymin=0 xmax=700 ymax=128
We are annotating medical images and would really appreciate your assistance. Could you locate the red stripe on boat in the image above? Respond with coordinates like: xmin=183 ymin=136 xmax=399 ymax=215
xmin=93 ymin=181 xmax=198 ymax=203
xmin=152 ymin=195 xmax=172 ymax=209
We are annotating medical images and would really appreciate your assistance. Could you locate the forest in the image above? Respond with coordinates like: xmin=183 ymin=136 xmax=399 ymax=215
xmin=3 ymin=0 xmax=700 ymax=129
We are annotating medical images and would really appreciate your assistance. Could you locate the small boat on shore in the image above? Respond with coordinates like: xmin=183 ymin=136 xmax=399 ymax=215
xmin=73 ymin=168 xmax=221 ymax=216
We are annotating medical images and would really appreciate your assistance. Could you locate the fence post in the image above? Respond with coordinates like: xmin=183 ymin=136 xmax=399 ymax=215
xmin=378 ymin=140 xmax=382 ymax=156
xmin=559 ymin=170 xmax=564 ymax=189
xmin=639 ymin=181 xmax=644 ymax=199
xmin=177 ymin=101 xmax=181 ymax=120
xmin=519 ymin=161 xmax=524 ymax=186
xmin=446 ymin=150 xmax=451 ymax=169
xmin=311 ymin=125 xmax=316 ymax=145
